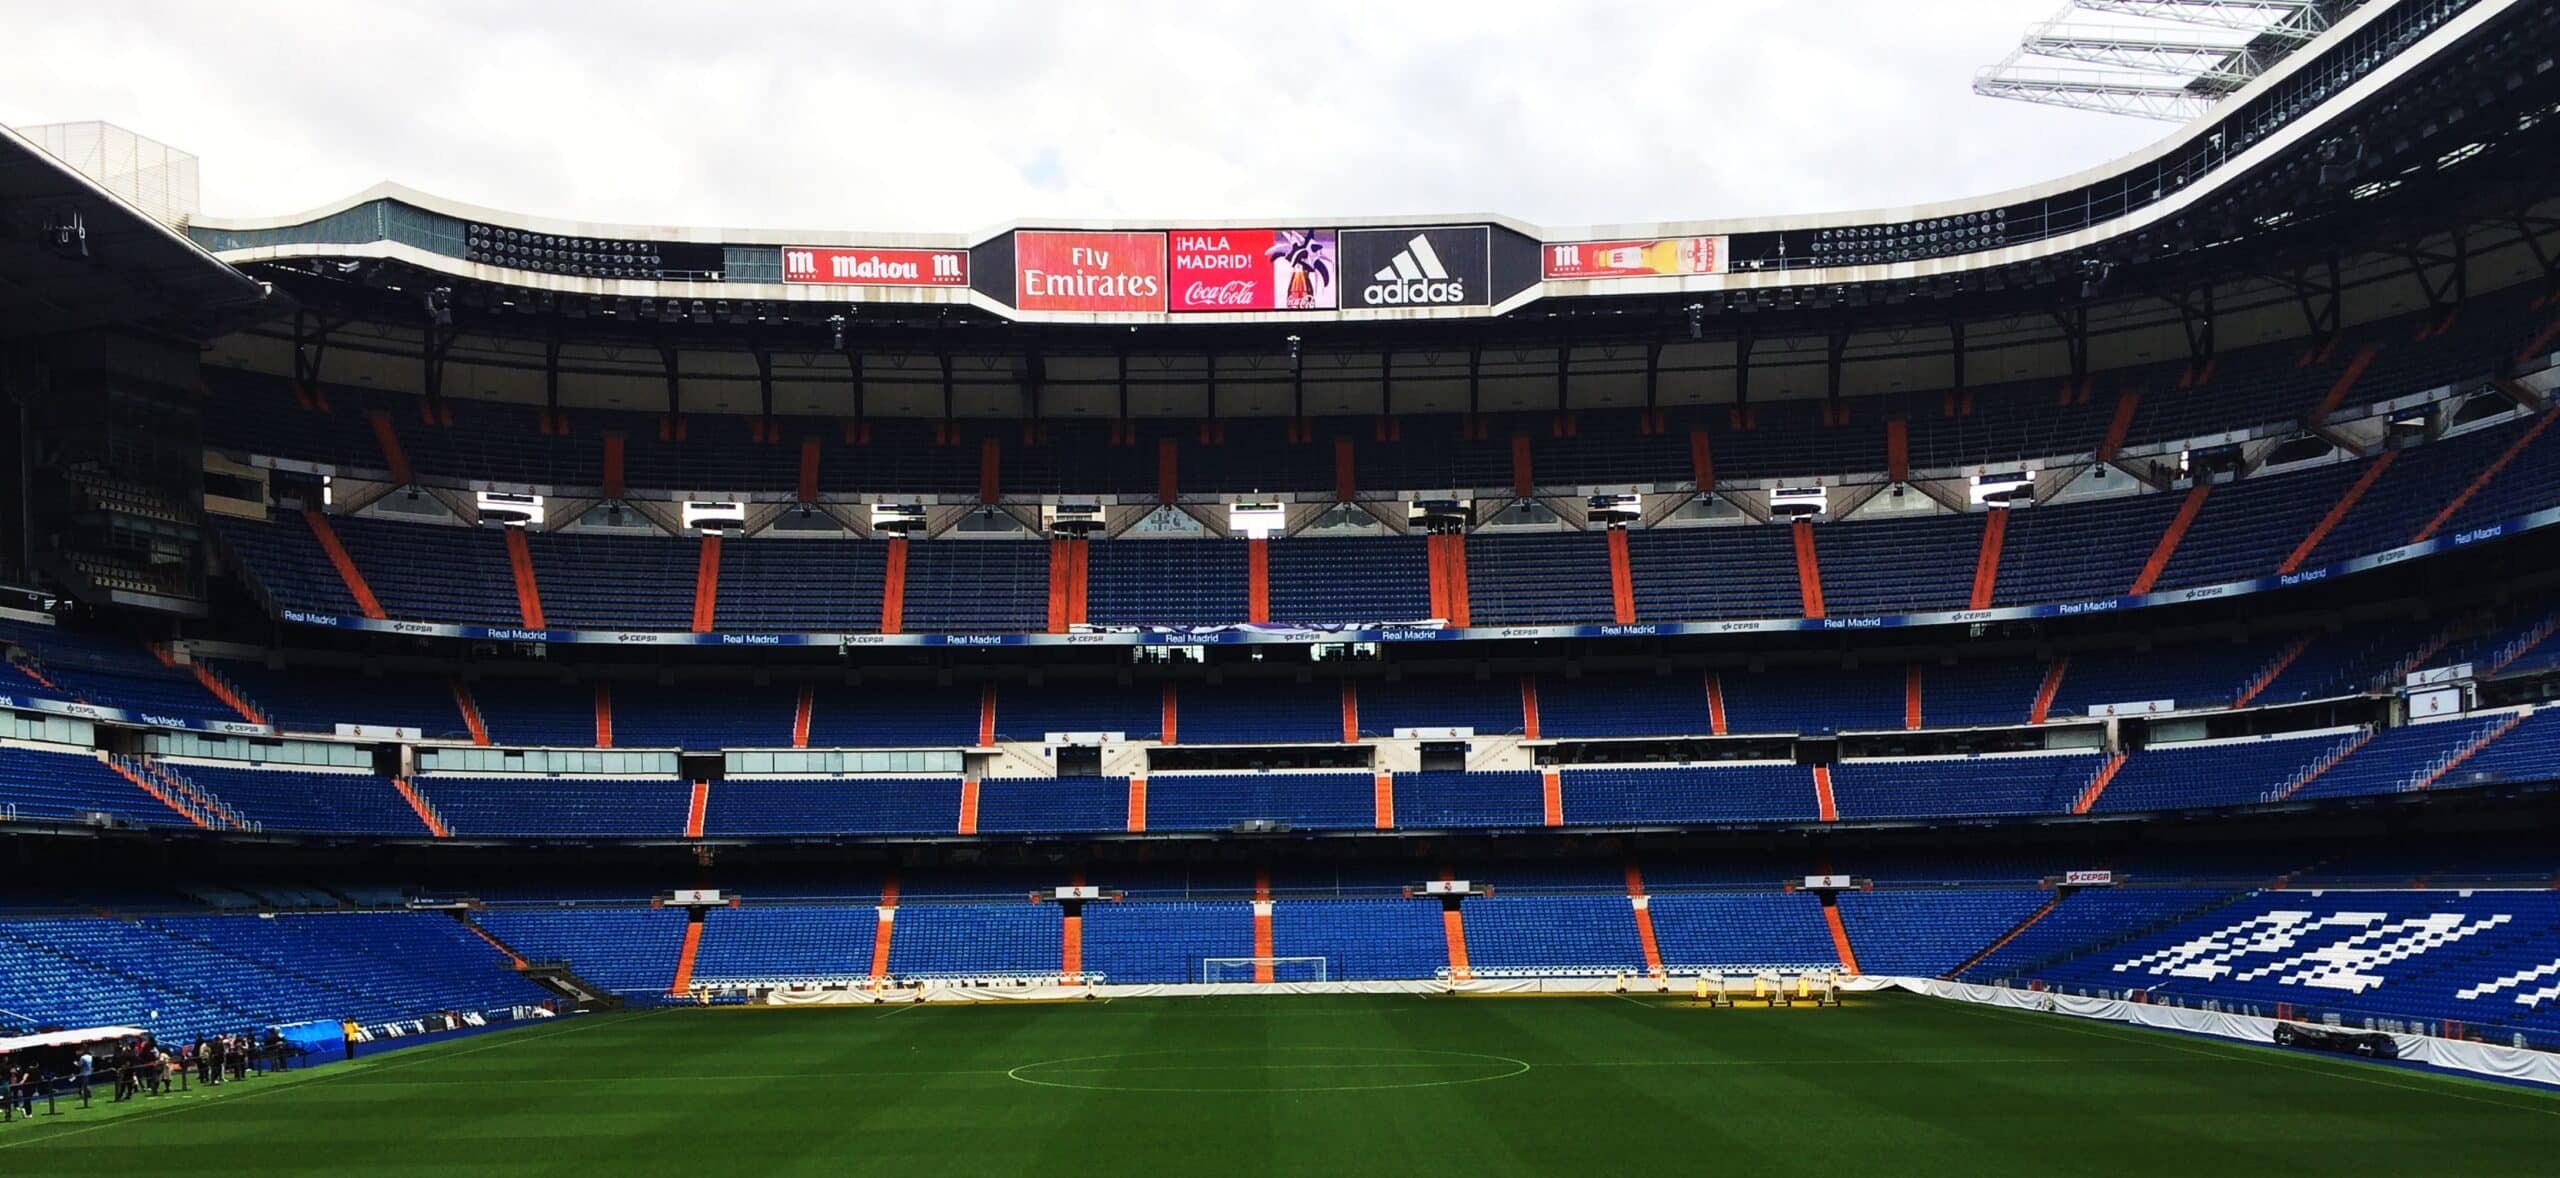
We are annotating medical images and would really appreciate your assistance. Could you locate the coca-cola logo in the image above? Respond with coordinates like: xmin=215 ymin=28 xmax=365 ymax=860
xmin=1168 ymin=229 xmax=1336 ymax=312
xmin=1183 ymin=281 xmax=1259 ymax=306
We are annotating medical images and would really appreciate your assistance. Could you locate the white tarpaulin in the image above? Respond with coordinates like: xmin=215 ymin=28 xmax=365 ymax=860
xmin=0 ymin=1026 xmax=144 ymax=1052
xmin=1894 ymin=978 xmax=2560 ymax=1088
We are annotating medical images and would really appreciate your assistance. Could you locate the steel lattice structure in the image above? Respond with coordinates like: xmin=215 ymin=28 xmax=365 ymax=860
xmin=1976 ymin=0 xmax=2362 ymax=121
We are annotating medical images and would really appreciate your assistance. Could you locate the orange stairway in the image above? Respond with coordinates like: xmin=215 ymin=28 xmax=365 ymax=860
xmin=1252 ymin=870 xmax=1277 ymax=983
xmin=2029 ymin=658 xmax=2069 ymax=725
xmin=869 ymin=877 xmax=900 ymax=986
xmin=1246 ymin=537 xmax=1271 ymax=622
xmin=669 ymin=914 xmax=704 ymax=995
xmin=1791 ymin=518 xmax=1825 ymax=618
xmin=684 ymin=780 xmax=710 ymax=838
xmin=302 ymin=510 xmax=386 ymax=619
xmin=1969 ymin=509 xmax=2008 ymax=609
xmin=2280 ymin=451 xmax=2396 ymax=574
xmin=2232 ymin=636 xmax=2313 ymax=709
xmin=2070 ymin=752 xmax=2130 ymax=815
xmin=391 ymin=777 xmax=451 ymax=838
xmin=2413 ymin=407 xmax=2558 ymax=543
xmin=450 ymin=680 xmax=491 ymax=746
xmin=106 ymin=757 xmax=211 ymax=829
xmin=1820 ymin=895 xmax=1861 ymax=975
xmin=1944 ymin=893 xmax=2064 ymax=979
xmin=690 ymin=534 xmax=722 ymax=633
xmin=2128 ymin=483 xmax=2211 ymax=595
xmin=593 ymin=684 xmax=613 ymax=748
xmin=503 ymin=527 xmax=546 ymax=629
xmin=1626 ymin=864 xmax=1664 ymax=978
xmin=879 ymin=536 xmax=907 ymax=634
xmin=191 ymin=664 xmax=268 ymax=727
xmin=1605 ymin=527 xmax=1636 ymax=623
xmin=366 ymin=410 xmax=416 ymax=486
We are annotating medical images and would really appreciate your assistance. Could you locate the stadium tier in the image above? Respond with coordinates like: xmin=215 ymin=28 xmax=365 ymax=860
xmin=200 ymin=398 xmax=2560 ymax=637
xmin=193 ymin=287 xmax=2546 ymax=499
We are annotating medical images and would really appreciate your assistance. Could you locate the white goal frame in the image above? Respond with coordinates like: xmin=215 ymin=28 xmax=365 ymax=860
xmin=1201 ymin=956 xmax=1330 ymax=983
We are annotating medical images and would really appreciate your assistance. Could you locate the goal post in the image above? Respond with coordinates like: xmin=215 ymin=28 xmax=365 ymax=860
xmin=1202 ymin=956 xmax=1329 ymax=983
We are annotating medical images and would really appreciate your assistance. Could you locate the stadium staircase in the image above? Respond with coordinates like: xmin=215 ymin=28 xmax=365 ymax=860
xmin=1943 ymin=892 xmax=2064 ymax=979
xmin=2231 ymin=635 xmax=2314 ymax=708
xmin=869 ymin=876 xmax=899 ymax=987
xmin=879 ymin=536 xmax=907 ymax=634
xmin=457 ymin=912 xmax=614 ymax=1007
xmin=2280 ymin=451 xmax=2396 ymax=574
xmin=2028 ymin=658 xmax=2069 ymax=724
xmin=1791 ymin=518 xmax=1825 ymax=619
xmin=1819 ymin=893 xmax=1860 ymax=975
xmin=2414 ymin=406 xmax=2558 ymax=542
xmin=2414 ymin=711 xmax=2528 ymax=791
xmin=106 ymin=756 xmax=218 ymax=829
xmin=2068 ymin=753 xmax=2129 ymax=815
xmin=390 ymin=777 xmax=450 ymax=838
xmin=504 ymin=527 xmax=546 ymax=628
xmin=2128 ymin=483 xmax=2211 ymax=595
xmin=2270 ymin=729 xmax=2374 ymax=802
xmin=366 ymin=409 xmax=417 ymax=485
xmin=302 ymin=508 xmax=386 ymax=619
xmin=1624 ymin=864 xmax=1665 ymax=978
xmin=1968 ymin=508 xmax=2008 ymax=609
xmin=449 ymin=680 xmax=492 ymax=746
xmin=690 ymin=534 xmax=722 ymax=633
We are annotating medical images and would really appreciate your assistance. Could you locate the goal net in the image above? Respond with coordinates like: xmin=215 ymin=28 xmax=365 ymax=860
xmin=1201 ymin=956 xmax=1329 ymax=983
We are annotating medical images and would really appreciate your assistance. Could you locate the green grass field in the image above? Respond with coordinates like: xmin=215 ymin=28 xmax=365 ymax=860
xmin=3 ymin=993 xmax=2552 ymax=1175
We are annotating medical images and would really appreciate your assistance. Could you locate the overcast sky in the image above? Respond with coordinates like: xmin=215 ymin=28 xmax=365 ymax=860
xmin=5 ymin=0 xmax=2171 ymax=233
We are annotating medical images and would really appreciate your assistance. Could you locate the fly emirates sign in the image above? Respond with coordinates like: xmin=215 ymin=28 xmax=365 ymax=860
xmin=1014 ymin=231 xmax=1167 ymax=313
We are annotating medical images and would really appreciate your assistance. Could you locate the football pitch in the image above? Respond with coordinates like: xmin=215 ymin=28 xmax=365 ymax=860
xmin=3 ymin=992 xmax=2552 ymax=1175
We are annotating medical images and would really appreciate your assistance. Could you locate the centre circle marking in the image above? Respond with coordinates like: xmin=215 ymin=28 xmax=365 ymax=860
xmin=1005 ymin=1046 xmax=1532 ymax=1093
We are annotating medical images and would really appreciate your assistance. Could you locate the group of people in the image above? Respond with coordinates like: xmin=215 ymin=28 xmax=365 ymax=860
xmin=2 ymin=1028 xmax=298 ymax=1120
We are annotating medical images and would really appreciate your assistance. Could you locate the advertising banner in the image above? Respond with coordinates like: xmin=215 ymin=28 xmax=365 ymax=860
xmin=1168 ymin=229 xmax=1337 ymax=311
xmin=1014 ymin=231 xmax=1167 ymax=312
xmin=1542 ymin=236 xmax=1727 ymax=280
xmin=1339 ymin=226 xmax=1490 ymax=309
xmin=1803 ymin=875 xmax=1856 ymax=890
xmin=781 ymin=246 xmax=969 ymax=287
xmin=2063 ymin=870 xmax=2117 ymax=887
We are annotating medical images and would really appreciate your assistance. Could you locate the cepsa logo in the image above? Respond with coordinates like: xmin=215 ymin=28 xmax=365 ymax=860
xmin=1015 ymin=231 xmax=1167 ymax=312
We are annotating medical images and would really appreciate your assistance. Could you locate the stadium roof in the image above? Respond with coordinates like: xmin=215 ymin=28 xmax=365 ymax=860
xmin=0 ymin=123 xmax=266 ymax=339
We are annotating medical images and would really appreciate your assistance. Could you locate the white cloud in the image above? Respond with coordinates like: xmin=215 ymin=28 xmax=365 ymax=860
xmin=2 ymin=0 xmax=2168 ymax=233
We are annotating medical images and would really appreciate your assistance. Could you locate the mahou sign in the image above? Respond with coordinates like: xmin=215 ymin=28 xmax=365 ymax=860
xmin=1168 ymin=229 xmax=1338 ymax=312
xmin=1541 ymin=236 xmax=1726 ymax=281
xmin=781 ymin=246 xmax=969 ymax=286
xmin=1014 ymin=231 xmax=1167 ymax=313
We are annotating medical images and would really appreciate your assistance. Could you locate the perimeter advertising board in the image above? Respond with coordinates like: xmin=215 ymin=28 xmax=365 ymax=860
xmin=1338 ymin=226 xmax=1491 ymax=309
xmin=781 ymin=246 xmax=969 ymax=287
xmin=1014 ymin=231 xmax=1167 ymax=313
xmin=1542 ymin=236 xmax=1726 ymax=280
xmin=1168 ymin=229 xmax=1338 ymax=311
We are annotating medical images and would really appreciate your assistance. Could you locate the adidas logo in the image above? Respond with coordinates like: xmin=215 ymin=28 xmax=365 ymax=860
xmin=1362 ymin=235 xmax=1467 ymax=306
